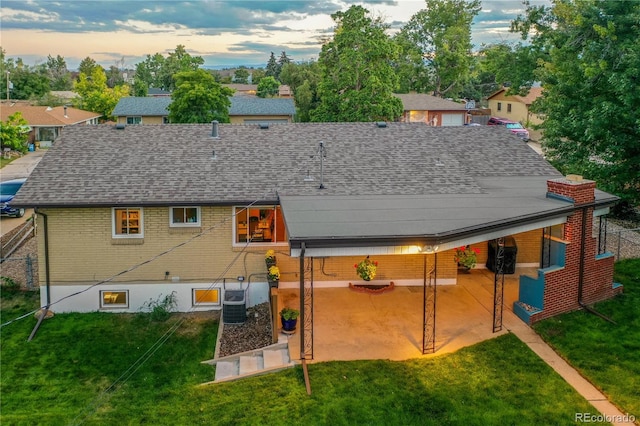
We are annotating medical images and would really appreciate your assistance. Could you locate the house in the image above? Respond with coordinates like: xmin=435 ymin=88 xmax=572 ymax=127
xmin=12 ymin=122 xmax=621 ymax=356
xmin=223 ymin=84 xmax=293 ymax=98
xmin=112 ymin=97 xmax=172 ymax=125
xmin=393 ymin=93 xmax=469 ymax=126
xmin=147 ymin=88 xmax=172 ymax=97
xmin=111 ymin=96 xmax=296 ymax=125
xmin=487 ymin=87 xmax=544 ymax=140
xmin=0 ymin=101 xmax=101 ymax=147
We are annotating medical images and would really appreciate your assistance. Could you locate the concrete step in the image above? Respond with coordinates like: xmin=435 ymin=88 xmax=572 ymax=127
xmin=200 ymin=342 xmax=296 ymax=385
xmin=263 ymin=348 xmax=289 ymax=369
xmin=214 ymin=360 xmax=238 ymax=381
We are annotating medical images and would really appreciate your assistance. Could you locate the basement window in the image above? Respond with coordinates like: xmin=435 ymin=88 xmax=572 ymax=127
xmin=193 ymin=288 xmax=220 ymax=306
xmin=100 ymin=290 xmax=129 ymax=308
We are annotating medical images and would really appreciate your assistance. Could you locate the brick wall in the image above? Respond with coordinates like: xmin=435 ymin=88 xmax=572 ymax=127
xmin=529 ymin=178 xmax=621 ymax=323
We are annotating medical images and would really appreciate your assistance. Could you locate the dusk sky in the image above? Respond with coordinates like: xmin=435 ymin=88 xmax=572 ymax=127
xmin=1 ymin=1 xmax=548 ymax=70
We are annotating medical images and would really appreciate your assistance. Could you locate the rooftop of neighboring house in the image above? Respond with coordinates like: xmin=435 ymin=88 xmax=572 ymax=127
xmin=393 ymin=93 xmax=468 ymax=111
xmin=228 ymin=96 xmax=295 ymax=116
xmin=488 ymin=87 xmax=544 ymax=105
xmin=13 ymin=122 xmax=618 ymax=243
xmin=0 ymin=102 xmax=101 ymax=126
xmin=111 ymin=96 xmax=296 ymax=118
xmin=147 ymin=88 xmax=172 ymax=96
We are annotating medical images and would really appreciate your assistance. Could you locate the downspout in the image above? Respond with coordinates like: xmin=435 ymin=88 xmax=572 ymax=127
xmin=28 ymin=209 xmax=51 ymax=341
xmin=577 ymin=205 xmax=615 ymax=324
xmin=299 ymin=242 xmax=306 ymax=360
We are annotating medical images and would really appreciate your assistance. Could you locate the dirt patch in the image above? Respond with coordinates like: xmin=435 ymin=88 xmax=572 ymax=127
xmin=217 ymin=302 xmax=272 ymax=357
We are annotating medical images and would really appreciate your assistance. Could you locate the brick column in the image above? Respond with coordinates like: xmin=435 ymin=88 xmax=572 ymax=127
xmin=529 ymin=176 xmax=620 ymax=323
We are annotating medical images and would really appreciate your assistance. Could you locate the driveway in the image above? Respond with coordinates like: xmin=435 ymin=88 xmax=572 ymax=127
xmin=1 ymin=150 xmax=45 ymax=237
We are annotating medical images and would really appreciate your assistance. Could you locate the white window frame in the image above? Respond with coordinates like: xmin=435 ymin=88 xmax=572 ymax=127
xmin=127 ymin=116 xmax=142 ymax=125
xmin=100 ymin=290 xmax=129 ymax=309
xmin=170 ymin=206 xmax=201 ymax=227
xmin=112 ymin=207 xmax=144 ymax=238
xmin=192 ymin=288 xmax=221 ymax=307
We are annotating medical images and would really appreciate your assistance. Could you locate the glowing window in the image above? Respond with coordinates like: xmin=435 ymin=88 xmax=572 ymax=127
xmin=193 ymin=289 xmax=220 ymax=306
xmin=100 ymin=290 xmax=128 ymax=308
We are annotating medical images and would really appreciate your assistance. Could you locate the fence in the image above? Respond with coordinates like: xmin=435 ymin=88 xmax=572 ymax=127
xmin=1 ymin=215 xmax=36 ymax=259
xmin=596 ymin=221 xmax=640 ymax=261
xmin=0 ymin=254 xmax=38 ymax=290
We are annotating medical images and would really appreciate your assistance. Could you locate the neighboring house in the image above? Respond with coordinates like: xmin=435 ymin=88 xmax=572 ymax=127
xmin=14 ymin=122 xmax=620 ymax=358
xmin=0 ymin=101 xmax=100 ymax=147
xmin=147 ymin=88 xmax=171 ymax=97
xmin=228 ymin=97 xmax=295 ymax=123
xmin=111 ymin=96 xmax=296 ymax=125
xmin=50 ymin=91 xmax=80 ymax=103
xmin=393 ymin=93 xmax=468 ymax=126
xmin=223 ymin=84 xmax=292 ymax=98
xmin=487 ymin=87 xmax=544 ymax=140
xmin=112 ymin=97 xmax=172 ymax=125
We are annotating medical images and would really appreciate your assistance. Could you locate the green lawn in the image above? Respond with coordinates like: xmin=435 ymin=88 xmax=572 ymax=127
xmin=0 ymin=157 xmax=17 ymax=168
xmin=534 ymin=258 xmax=640 ymax=419
xmin=1 ymin=288 xmax=608 ymax=425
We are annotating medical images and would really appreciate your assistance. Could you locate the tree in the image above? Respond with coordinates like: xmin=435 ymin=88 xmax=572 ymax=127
xmin=0 ymin=112 xmax=30 ymax=153
xmin=513 ymin=0 xmax=640 ymax=204
xmin=265 ymin=52 xmax=279 ymax=78
xmin=256 ymin=76 xmax=280 ymax=98
xmin=74 ymin=67 xmax=129 ymax=120
xmin=312 ymin=5 xmax=403 ymax=122
xmin=279 ymin=60 xmax=321 ymax=122
xmin=478 ymin=42 xmax=545 ymax=96
xmin=233 ymin=67 xmax=250 ymax=84
xmin=134 ymin=46 xmax=203 ymax=91
xmin=46 ymin=54 xmax=72 ymax=91
xmin=277 ymin=51 xmax=291 ymax=78
xmin=168 ymin=69 xmax=234 ymax=123
xmin=398 ymin=0 xmax=481 ymax=97
xmin=78 ymin=57 xmax=100 ymax=77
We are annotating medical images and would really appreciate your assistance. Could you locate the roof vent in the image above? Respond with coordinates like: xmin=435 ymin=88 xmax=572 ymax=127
xmin=211 ymin=120 xmax=219 ymax=138
xmin=258 ymin=123 xmax=269 ymax=130
xmin=376 ymin=121 xmax=387 ymax=128
xmin=115 ymin=123 xmax=126 ymax=130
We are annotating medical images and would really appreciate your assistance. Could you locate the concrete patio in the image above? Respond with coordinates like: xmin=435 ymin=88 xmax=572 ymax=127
xmin=278 ymin=267 xmax=538 ymax=362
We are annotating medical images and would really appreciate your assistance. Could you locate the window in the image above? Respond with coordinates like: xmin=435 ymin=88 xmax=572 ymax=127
xmin=113 ymin=207 xmax=143 ymax=238
xmin=170 ymin=207 xmax=200 ymax=227
xmin=235 ymin=206 xmax=286 ymax=244
xmin=507 ymin=103 xmax=512 ymax=113
xmin=127 ymin=116 xmax=142 ymax=125
xmin=100 ymin=290 xmax=128 ymax=308
xmin=497 ymin=102 xmax=502 ymax=111
xmin=193 ymin=288 xmax=220 ymax=306
xmin=163 ymin=116 xmax=170 ymax=124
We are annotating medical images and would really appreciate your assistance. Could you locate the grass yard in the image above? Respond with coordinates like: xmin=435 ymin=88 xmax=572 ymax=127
xmin=1 ymin=288 xmax=608 ymax=425
xmin=534 ymin=258 xmax=640 ymax=420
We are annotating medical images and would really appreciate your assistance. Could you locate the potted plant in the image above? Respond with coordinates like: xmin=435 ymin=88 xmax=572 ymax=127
xmin=354 ymin=256 xmax=378 ymax=281
xmin=280 ymin=307 xmax=299 ymax=332
xmin=267 ymin=265 xmax=280 ymax=288
xmin=265 ymin=249 xmax=276 ymax=268
xmin=454 ymin=246 xmax=480 ymax=271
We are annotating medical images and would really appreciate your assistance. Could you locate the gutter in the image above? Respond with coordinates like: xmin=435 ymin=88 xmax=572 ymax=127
xmin=28 ymin=209 xmax=52 ymax=341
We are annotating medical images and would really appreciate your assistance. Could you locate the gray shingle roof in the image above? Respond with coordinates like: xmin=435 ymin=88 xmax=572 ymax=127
xmin=111 ymin=97 xmax=171 ymax=116
xmin=111 ymin=96 xmax=296 ymax=118
xmin=393 ymin=93 xmax=468 ymax=111
xmin=16 ymin=122 xmax=560 ymax=208
xmin=228 ymin=97 xmax=296 ymax=116
xmin=14 ymin=122 xmax=619 ymax=242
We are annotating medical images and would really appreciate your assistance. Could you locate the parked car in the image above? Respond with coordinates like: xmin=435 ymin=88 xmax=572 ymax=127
xmin=487 ymin=117 xmax=530 ymax=141
xmin=0 ymin=178 xmax=27 ymax=218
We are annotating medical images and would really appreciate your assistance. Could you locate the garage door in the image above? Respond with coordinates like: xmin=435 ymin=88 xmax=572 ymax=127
xmin=441 ymin=113 xmax=465 ymax=126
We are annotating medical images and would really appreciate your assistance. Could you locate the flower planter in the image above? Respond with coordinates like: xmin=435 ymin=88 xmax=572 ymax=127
xmin=265 ymin=259 xmax=276 ymax=268
xmin=281 ymin=317 xmax=297 ymax=332
xmin=268 ymin=280 xmax=279 ymax=289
